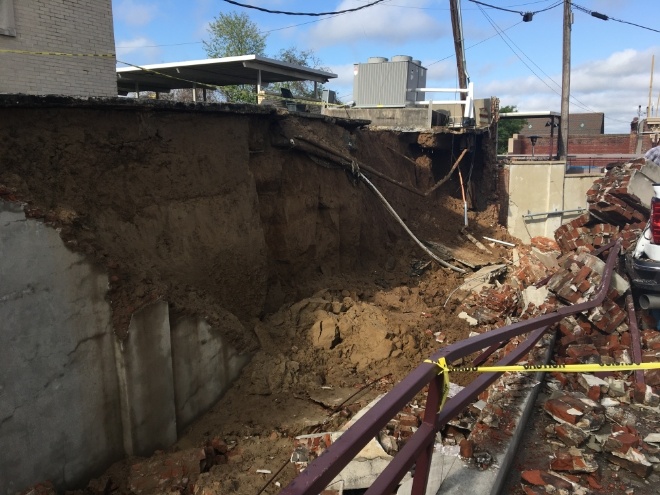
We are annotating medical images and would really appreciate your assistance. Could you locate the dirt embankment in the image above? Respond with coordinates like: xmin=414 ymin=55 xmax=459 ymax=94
xmin=0 ymin=97 xmax=511 ymax=495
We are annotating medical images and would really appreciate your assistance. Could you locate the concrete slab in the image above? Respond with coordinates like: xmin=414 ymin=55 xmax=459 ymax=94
xmin=293 ymin=431 xmax=393 ymax=490
xmin=114 ymin=301 xmax=177 ymax=456
xmin=170 ymin=316 xmax=249 ymax=431
xmin=460 ymin=264 xmax=507 ymax=293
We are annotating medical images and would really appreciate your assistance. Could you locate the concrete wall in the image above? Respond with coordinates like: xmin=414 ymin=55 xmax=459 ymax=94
xmin=171 ymin=316 xmax=250 ymax=431
xmin=0 ymin=201 xmax=124 ymax=493
xmin=506 ymin=161 xmax=597 ymax=243
xmin=0 ymin=202 xmax=248 ymax=493
xmin=324 ymin=107 xmax=431 ymax=129
xmin=0 ymin=0 xmax=116 ymax=96
xmin=563 ymin=174 xmax=600 ymax=211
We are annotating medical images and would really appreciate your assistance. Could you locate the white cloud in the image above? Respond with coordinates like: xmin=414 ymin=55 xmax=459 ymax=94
xmin=307 ymin=0 xmax=448 ymax=48
xmin=115 ymin=37 xmax=162 ymax=64
xmin=114 ymin=0 xmax=159 ymax=27
xmin=477 ymin=47 xmax=660 ymax=134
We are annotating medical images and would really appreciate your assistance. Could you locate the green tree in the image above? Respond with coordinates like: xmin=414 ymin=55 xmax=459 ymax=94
xmin=204 ymin=12 xmax=267 ymax=103
xmin=497 ymin=105 xmax=527 ymax=154
xmin=270 ymin=47 xmax=330 ymax=99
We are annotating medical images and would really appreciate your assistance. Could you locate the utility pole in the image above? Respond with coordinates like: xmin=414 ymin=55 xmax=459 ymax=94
xmin=558 ymin=0 xmax=571 ymax=160
xmin=449 ymin=0 xmax=468 ymax=99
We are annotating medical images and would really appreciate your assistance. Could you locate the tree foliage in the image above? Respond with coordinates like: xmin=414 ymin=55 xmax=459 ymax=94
xmin=204 ymin=11 xmax=266 ymax=59
xmin=204 ymin=12 xmax=267 ymax=103
xmin=497 ymin=105 xmax=527 ymax=154
xmin=203 ymin=11 xmax=334 ymax=105
xmin=269 ymin=47 xmax=329 ymax=99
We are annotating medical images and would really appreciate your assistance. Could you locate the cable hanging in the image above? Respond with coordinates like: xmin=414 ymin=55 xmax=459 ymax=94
xmin=468 ymin=0 xmax=562 ymax=22
xmin=571 ymin=2 xmax=660 ymax=34
xmin=220 ymin=0 xmax=387 ymax=16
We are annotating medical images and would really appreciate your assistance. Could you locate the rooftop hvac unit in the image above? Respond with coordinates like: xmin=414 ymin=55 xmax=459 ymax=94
xmin=353 ymin=55 xmax=426 ymax=107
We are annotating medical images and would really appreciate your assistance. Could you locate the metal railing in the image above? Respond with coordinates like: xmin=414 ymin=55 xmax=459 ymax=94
xmin=281 ymin=241 xmax=620 ymax=495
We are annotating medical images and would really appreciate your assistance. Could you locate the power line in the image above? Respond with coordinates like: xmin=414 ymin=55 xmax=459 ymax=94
xmin=220 ymin=0 xmax=387 ymax=17
xmin=116 ymin=12 xmax=350 ymax=50
xmin=571 ymin=2 xmax=660 ymax=34
xmin=117 ymin=41 xmax=201 ymax=48
xmin=476 ymin=4 xmax=630 ymax=126
xmin=476 ymin=5 xmax=600 ymax=116
xmin=427 ymin=21 xmax=523 ymax=66
xmin=468 ymin=0 xmax=562 ymax=20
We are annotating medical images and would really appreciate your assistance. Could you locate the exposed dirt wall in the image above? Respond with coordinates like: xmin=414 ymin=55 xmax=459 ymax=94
xmin=0 ymin=98 xmax=456 ymax=349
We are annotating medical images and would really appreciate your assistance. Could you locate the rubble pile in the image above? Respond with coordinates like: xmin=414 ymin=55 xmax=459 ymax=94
xmin=450 ymin=162 xmax=660 ymax=494
xmin=285 ymin=158 xmax=660 ymax=493
xmin=555 ymin=159 xmax=654 ymax=254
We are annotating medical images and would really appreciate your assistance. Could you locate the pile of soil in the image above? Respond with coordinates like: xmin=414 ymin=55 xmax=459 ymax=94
xmin=94 ymin=200 xmax=509 ymax=495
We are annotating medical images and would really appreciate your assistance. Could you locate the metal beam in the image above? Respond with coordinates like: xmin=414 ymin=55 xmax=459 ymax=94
xmin=243 ymin=61 xmax=330 ymax=83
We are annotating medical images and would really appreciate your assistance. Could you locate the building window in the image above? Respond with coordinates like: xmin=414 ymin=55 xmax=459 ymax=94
xmin=0 ymin=0 xmax=16 ymax=37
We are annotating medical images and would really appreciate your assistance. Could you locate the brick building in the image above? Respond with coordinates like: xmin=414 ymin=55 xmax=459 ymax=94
xmin=0 ymin=0 xmax=116 ymax=97
xmin=509 ymin=113 xmax=657 ymax=159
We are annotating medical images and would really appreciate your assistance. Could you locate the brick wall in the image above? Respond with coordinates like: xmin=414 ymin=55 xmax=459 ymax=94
xmin=0 ymin=0 xmax=116 ymax=96
xmin=510 ymin=132 xmax=657 ymax=157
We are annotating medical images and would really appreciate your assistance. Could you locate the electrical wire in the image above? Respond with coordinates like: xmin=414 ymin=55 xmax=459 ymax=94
xmin=220 ymin=0 xmax=387 ymax=16
xmin=468 ymin=0 xmax=562 ymax=18
xmin=571 ymin=2 xmax=660 ymax=34
xmin=476 ymin=4 xmax=630 ymax=127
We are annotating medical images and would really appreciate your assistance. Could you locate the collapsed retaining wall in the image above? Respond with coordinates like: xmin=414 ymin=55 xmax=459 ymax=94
xmin=0 ymin=96 xmax=489 ymax=493
xmin=0 ymin=202 xmax=248 ymax=492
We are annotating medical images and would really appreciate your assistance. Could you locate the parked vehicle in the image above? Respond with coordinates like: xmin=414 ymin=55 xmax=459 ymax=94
xmin=626 ymin=183 xmax=660 ymax=311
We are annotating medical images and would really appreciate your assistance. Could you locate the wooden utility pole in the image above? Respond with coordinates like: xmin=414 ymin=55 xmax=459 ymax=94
xmin=449 ymin=0 xmax=468 ymax=99
xmin=558 ymin=0 xmax=571 ymax=160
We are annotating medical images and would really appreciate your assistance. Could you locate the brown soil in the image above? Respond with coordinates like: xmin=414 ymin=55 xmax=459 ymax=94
xmin=0 ymin=99 xmax=512 ymax=495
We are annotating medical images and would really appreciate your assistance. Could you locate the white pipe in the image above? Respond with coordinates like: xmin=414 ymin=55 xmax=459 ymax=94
xmin=483 ymin=236 xmax=515 ymax=247
xmin=359 ymin=174 xmax=466 ymax=274
xmin=412 ymin=88 xmax=469 ymax=93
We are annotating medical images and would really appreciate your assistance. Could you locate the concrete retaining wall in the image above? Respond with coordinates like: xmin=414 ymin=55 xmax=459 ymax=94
xmin=506 ymin=161 xmax=599 ymax=243
xmin=0 ymin=202 xmax=248 ymax=493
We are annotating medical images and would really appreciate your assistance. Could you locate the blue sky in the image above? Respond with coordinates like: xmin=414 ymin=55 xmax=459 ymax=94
xmin=112 ymin=0 xmax=660 ymax=134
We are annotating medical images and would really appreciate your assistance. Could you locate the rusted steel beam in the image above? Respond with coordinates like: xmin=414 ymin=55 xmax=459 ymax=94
xmin=626 ymin=294 xmax=646 ymax=385
xmin=435 ymin=325 xmax=550 ymax=430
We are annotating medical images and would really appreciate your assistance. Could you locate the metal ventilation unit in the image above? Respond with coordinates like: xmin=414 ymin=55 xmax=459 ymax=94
xmin=353 ymin=55 xmax=427 ymax=107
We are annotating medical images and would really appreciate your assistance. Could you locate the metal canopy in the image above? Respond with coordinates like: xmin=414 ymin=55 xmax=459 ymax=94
xmin=116 ymin=55 xmax=337 ymax=95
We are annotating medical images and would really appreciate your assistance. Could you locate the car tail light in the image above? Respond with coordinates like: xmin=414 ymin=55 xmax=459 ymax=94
xmin=652 ymin=196 xmax=660 ymax=244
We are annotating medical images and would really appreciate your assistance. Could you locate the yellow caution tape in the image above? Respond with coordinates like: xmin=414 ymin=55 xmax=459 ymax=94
xmin=0 ymin=49 xmax=115 ymax=58
xmin=117 ymin=60 xmax=219 ymax=90
xmin=425 ymin=359 xmax=660 ymax=374
xmin=425 ymin=357 xmax=451 ymax=411
xmin=258 ymin=91 xmax=345 ymax=108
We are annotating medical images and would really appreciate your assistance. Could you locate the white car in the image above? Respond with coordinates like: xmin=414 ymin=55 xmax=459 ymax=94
xmin=627 ymin=183 xmax=660 ymax=310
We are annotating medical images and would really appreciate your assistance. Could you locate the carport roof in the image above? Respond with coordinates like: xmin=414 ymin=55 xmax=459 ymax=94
xmin=116 ymin=55 xmax=338 ymax=94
